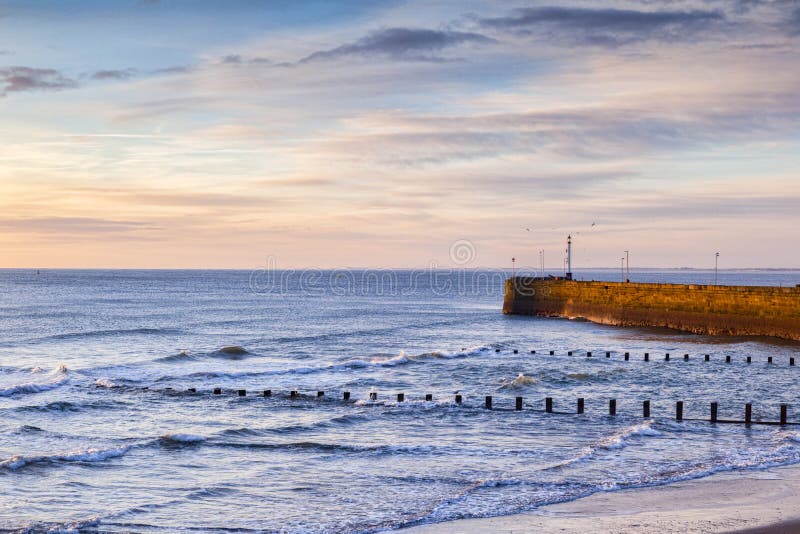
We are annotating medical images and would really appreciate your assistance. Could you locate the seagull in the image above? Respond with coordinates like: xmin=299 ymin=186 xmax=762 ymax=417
xmin=591 ymin=222 xmax=596 ymax=227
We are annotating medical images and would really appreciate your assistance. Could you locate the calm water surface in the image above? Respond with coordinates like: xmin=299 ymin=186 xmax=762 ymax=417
xmin=0 ymin=269 xmax=799 ymax=532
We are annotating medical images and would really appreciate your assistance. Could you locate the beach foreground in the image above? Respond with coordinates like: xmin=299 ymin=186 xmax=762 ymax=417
xmin=399 ymin=465 xmax=800 ymax=533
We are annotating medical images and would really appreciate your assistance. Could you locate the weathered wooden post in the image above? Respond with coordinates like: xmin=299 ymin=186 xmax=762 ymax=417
xmin=609 ymin=399 xmax=617 ymax=416
xmin=369 ymin=391 xmax=378 ymax=401
xmin=485 ymin=395 xmax=492 ymax=409
xmin=545 ymin=397 xmax=553 ymax=413
xmin=513 ymin=349 xmax=518 ymax=354
xmin=531 ymin=350 xmax=536 ymax=354
xmin=568 ymin=351 xmax=573 ymax=356
xmin=643 ymin=400 xmax=650 ymax=418
xmin=317 ymin=391 xmax=324 ymax=398
xmin=726 ymin=355 xmax=731 ymax=363
xmin=747 ymin=356 xmax=752 ymax=363
xmin=625 ymin=353 xmax=630 ymax=361
xmin=644 ymin=353 xmax=649 ymax=361
xmin=238 ymin=389 xmax=246 ymax=397
xmin=745 ymin=403 xmax=752 ymax=425
xmin=705 ymin=354 xmax=710 ymax=361
xmin=768 ymin=356 xmax=773 ymax=364
xmin=781 ymin=404 xmax=788 ymax=426
xmin=263 ymin=389 xmax=271 ymax=397
xmin=425 ymin=393 xmax=433 ymax=401
xmin=587 ymin=351 xmax=592 ymax=357
xmin=213 ymin=388 xmax=222 ymax=395
xmin=291 ymin=390 xmax=298 ymax=399
xmin=665 ymin=353 xmax=670 ymax=361
xmin=343 ymin=391 xmax=350 ymax=401
xmin=550 ymin=350 xmax=554 ymax=355
xmin=187 ymin=388 xmax=196 ymax=393
xmin=711 ymin=402 xmax=718 ymax=423
xmin=455 ymin=394 xmax=462 ymax=404
xmin=676 ymin=401 xmax=683 ymax=421
xmin=397 ymin=393 xmax=404 ymax=402
xmin=791 ymin=358 xmax=795 ymax=366
xmin=577 ymin=398 xmax=584 ymax=414
xmin=606 ymin=351 xmax=611 ymax=358
xmin=684 ymin=354 xmax=689 ymax=361
xmin=516 ymin=397 xmax=523 ymax=411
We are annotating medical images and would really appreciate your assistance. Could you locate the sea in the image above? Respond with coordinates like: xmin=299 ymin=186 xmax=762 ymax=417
xmin=1 ymin=268 xmax=799 ymax=533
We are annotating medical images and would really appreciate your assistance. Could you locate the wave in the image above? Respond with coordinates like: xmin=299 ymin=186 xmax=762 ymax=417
xmin=159 ymin=433 xmax=207 ymax=444
xmin=0 ymin=444 xmax=133 ymax=470
xmin=160 ymin=346 xmax=490 ymax=382
xmin=34 ymin=327 xmax=181 ymax=342
xmin=0 ymin=364 xmax=69 ymax=397
xmin=499 ymin=373 xmax=537 ymax=390
xmin=596 ymin=421 xmax=661 ymax=450
xmin=154 ymin=345 xmax=252 ymax=363
xmin=15 ymin=399 xmax=128 ymax=413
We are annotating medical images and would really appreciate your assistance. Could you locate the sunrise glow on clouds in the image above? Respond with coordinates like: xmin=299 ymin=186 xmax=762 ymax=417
xmin=0 ymin=0 xmax=798 ymax=268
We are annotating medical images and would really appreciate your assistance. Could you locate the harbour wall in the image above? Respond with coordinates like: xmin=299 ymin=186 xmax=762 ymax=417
xmin=503 ymin=278 xmax=800 ymax=341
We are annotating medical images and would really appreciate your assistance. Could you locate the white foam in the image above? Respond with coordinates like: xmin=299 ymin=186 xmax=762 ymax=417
xmin=94 ymin=378 xmax=117 ymax=388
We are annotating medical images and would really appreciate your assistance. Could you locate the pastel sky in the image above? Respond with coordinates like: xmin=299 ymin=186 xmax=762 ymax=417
xmin=1 ymin=0 xmax=798 ymax=269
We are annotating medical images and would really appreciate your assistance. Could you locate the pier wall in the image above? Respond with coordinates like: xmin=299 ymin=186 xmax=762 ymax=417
xmin=503 ymin=278 xmax=800 ymax=341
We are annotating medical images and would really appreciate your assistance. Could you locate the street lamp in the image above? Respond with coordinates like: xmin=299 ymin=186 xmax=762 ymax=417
xmin=539 ymin=250 xmax=544 ymax=277
xmin=512 ymin=257 xmax=516 ymax=278
xmin=714 ymin=252 xmax=719 ymax=285
xmin=624 ymin=250 xmax=630 ymax=283
xmin=621 ymin=257 xmax=625 ymax=282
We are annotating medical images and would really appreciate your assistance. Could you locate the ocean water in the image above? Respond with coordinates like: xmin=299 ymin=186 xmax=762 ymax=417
xmin=1 ymin=268 xmax=799 ymax=533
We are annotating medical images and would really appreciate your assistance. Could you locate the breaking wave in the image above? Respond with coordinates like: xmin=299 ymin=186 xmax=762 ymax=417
xmin=0 ymin=364 xmax=69 ymax=397
xmin=499 ymin=373 xmax=537 ymax=390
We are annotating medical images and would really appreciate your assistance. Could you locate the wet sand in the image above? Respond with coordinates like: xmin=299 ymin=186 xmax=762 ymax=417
xmin=398 ymin=465 xmax=800 ymax=533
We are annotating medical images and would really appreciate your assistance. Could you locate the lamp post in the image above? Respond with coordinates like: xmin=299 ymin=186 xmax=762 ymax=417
xmin=512 ymin=257 xmax=516 ymax=278
xmin=539 ymin=250 xmax=544 ymax=277
xmin=621 ymin=257 xmax=625 ymax=282
xmin=624 ymin=250 xmax=630 ymax=283
xmin=714 ymin=252 xmax=719 ymax=285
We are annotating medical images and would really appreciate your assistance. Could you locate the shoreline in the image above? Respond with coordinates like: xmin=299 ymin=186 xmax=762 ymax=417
xmin=397 ymin=464 xmax=800 ymax=533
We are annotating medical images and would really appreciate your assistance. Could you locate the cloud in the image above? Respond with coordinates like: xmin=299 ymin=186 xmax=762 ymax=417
xmin=91 ymin=68 xmax=137 ymax=80
xmin=0 ymin=66 xmax=77 ymax=95
xmin=785 ymin=6 xmax=800 ymax=35
xmin=479 ymin=6 xmax=725 ymax=46
xmin=0 ymin=217 xmax=154 ymax=234
xmin=299 ymin=27 xmax=495 ymax=63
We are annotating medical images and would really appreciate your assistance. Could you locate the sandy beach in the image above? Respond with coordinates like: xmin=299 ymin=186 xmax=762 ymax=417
xmin=399 ymin=465 xmax=800 ymax=533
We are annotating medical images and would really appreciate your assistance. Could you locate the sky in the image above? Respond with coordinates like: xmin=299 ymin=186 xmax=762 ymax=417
xmin=0 ymin=0 xmax=798 ymax=269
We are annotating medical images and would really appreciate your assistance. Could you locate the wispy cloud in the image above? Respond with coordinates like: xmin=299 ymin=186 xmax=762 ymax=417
xmin=0 ymin=66 xmax=77 ymax=95
xmin=479 ymin=6 xmax=725 ymax=46
xmin=299 ymin=27 xmax=495 ymax=63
